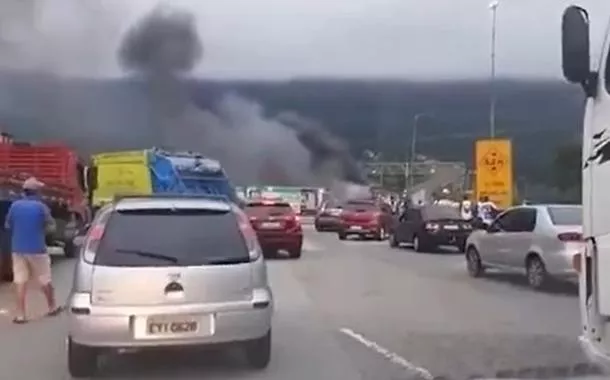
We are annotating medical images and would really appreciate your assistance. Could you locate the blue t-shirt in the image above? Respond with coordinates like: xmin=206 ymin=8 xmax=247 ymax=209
xmin=5 ymin=196 xmax=50 ymax=254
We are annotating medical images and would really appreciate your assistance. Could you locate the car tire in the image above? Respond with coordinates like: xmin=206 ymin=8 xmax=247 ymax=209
xmin=338 ymin=232 xmax=347 ymax=240
xmin=67 ymin=338 xmax=99 ymax=378
xmin=526 ymin=255 xmax=548 ymax=290
xmin=466 ymin=247 xmax=484 ymax=277
xmin=315 ymin=224 xmax=322 ymax=232
xmin=375 ymin=227 xmax=386 ymax=241
xmin=290 ymin=248 xmax=302 ymax=259
xmin=457 ymin=239 xmax=467 ymax=253
xmin=244 ymin=330 xmax=272 ymax=369
xmin=413 ymin=235 xmax=426 ymax=252
xmin=389 ymin=232 xmax=399 ymax=248
xmin=63 ymin=240 xmax=76 ymax=259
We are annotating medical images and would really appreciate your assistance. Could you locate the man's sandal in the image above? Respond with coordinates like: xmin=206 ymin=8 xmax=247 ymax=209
xmin=46 ymin=306 xmax=64 ymax=318
xmin=12 ymin=316 xmax=27 ymax=324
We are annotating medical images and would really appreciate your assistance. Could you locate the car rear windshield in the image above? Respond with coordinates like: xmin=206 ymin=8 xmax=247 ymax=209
xmin=94 ymin=208 xmax=249 ymax=267
xmin=245 ymin=202 xmax=294 ymax=217
xmin=344 ymin=202 xmax=377 ymax=212
xmin=422 ymin=206 xmax=461 ymax=220
xmin=547 ymin=206 xmax=582 ymax=226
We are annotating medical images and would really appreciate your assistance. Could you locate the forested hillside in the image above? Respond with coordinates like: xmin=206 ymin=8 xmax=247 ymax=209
xmin=0 ymin=75 xmax=584 ymax=194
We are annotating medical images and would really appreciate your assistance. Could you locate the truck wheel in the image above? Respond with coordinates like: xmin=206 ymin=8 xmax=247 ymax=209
xmin=244 ymin=330 xmax=271 ymax=369
xmin=67 ymin=338 xmax=99 ymax=378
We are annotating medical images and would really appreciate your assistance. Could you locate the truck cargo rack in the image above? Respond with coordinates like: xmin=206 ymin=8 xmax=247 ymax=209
xmin=0 ymin=169 xmax=72 ymax=204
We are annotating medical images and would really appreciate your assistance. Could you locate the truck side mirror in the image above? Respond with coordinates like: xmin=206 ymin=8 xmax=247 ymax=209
xmin=562 ymin=6 xmax=593 ymax=91
xmin=86 ymin=166 xmax=98 ymax=191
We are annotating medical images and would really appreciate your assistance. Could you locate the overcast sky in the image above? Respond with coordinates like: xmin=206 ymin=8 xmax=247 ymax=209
xmin=3 ymin=0 xmax=610 ymax=80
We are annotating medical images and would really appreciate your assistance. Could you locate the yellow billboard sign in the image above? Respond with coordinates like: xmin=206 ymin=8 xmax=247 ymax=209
xmin=475 ymin=139 xmax=513 ymax=209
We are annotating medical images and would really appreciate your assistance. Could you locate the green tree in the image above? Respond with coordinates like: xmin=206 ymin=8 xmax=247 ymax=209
xmin=551 ymin=141 xmax=582 ymax=202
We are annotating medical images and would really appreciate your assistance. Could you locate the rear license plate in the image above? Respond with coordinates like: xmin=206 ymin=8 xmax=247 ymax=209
xmin=135 ymin=314 xmax=213 ymax=339
xmin=261 ymin=222 xmax=282 ymax=229
xmin=444 ymin=225 xmax=459 ymax=230
xmin=349 ymin=225 xmax=362 ymax=231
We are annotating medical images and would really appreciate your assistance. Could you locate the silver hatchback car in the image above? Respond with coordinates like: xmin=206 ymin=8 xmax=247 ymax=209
xmin=67 ymin=195 xmax=273 ymax=378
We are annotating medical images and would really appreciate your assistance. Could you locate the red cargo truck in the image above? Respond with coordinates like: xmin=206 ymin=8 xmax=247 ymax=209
xmin=0 ymin=134 xmax=88 ymax=281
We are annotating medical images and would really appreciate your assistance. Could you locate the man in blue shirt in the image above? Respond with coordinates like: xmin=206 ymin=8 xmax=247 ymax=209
xmin=5 ymin=177 xmax=61 ymax=323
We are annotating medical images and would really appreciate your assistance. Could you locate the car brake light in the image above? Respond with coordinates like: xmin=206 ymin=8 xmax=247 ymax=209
xmin=558 ymin=232 xmax=583 ymax=242
xmin=234 ymin=208 xmax=261 ymax=261
xmin=83 ymin=224 xmax=106 ymax=264
xmin=283 ymin=215 xmax=301 ymax=230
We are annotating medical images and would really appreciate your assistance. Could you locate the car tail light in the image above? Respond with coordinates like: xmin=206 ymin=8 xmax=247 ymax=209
xmin=82 ymin=224 xmax=106 ymax=264
xmin=425 ymin=223 xmax=440 ymax=231
xmin=234 ymin=208 xmax=262 ymax=261
xmin=558 ymin=232 xmax=583 ymax=242
xmin=283 ymin=215 xmax=301 ymax=230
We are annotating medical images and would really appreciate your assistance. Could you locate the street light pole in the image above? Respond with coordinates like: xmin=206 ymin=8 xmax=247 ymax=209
xmin=408 ymin=113 xmax=426 ymax=190
xmin=489 ymin=0 xmax=499 ymax=139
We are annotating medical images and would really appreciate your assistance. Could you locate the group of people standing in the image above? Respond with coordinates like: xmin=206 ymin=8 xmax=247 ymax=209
xmin=459 ymin=195 xmax=500 ymax=225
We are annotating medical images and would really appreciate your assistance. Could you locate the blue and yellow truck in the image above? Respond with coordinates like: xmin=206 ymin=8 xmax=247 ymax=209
xmin=87 ymin=148 xmax=240 ymax=208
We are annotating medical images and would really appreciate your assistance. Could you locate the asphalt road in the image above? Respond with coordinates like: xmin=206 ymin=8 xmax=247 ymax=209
xmin=0 ymin=225 xmax=600 ymax=380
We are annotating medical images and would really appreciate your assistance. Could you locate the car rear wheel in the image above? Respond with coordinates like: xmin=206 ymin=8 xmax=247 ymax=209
xmin=290 ymin=247 xmax=302 ymax=259
xmin=67 ymin=338 xmax=99 ymax=378
xmin=244 ymin=330 xmax=272 ymax=369
xmin=338 ymin=232 xmax=347 ymax=240
xmin=526 ymin=255 xmax=548 ymax=290
xmin=389 ymin=232 xmax=399 ymax=248
xmin=466 ymin=247 xmax=484 ymax=277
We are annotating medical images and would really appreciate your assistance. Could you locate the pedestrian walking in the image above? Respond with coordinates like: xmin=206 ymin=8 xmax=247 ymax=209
xmin=5 ymin=177 xmax=62 ymax=323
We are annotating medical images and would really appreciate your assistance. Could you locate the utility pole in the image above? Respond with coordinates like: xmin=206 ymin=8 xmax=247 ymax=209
xmin=408 ymin=113 xmax=430 ymax=190
xmin=489 ymin=0 xmax=499 ymax=138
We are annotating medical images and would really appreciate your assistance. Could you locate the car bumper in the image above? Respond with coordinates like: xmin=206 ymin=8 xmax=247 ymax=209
xmin=256 ymin=234 xmax=303 ymax=250
xmin=425 ymin=231 xmax=470 ymax=245
xmin=580 ymin=335 xmax=610 ymax=373
xmin=68 ymin=289 xmax=273 ymax=349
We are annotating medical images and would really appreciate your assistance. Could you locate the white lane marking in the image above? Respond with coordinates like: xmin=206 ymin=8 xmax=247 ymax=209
xmin=339 ymin=327 xmax=434 ymax=380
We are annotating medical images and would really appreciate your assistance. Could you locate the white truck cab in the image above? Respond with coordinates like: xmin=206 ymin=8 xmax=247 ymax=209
xmin=562 ymin=6 xmax=610 ymax=370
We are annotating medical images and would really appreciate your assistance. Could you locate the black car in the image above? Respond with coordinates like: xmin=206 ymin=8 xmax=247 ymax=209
xmin=389 ymin=205 xmax=473 ymax=252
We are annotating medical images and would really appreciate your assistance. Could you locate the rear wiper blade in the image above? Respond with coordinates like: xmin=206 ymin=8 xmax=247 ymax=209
xmin=204 ymin=256 xmax=250 ymax=265
xmin=115 ymin=249 xmax=179 ymax=263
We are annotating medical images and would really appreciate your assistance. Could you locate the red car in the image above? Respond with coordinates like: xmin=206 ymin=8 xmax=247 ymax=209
xmin=244 ymin=200 xmax=303 ymax=259
xmin=337 ymin=200 xmax=393 ymax=241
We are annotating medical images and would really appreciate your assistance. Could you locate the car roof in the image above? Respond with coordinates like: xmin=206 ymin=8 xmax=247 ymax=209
xmin=114 ymin=196 xmax=232 ymax=212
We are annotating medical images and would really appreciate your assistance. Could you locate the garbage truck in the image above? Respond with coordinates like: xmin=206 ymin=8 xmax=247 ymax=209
xmin=562 ymin=5 xmax=610 ymax=371
xmin=87 ymin=148 xmax=241 ymax=213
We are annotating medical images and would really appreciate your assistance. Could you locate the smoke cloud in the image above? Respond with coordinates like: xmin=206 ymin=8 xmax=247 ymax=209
xmin=0 ymin=2 xmax=367 ymax=193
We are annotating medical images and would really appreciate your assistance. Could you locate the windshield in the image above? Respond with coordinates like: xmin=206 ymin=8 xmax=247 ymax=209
xmin=344 ymin=202 xmax=377 ymax=212
xmin=547 ymin=206 xmax=582 ymax=226
xmin=94 ymin=209 xmax=249 ymax=267
xmin=422 ymin=205 xmax=461 ymax=220
xmin=245 ymin=202 xmax=294 ymax=217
